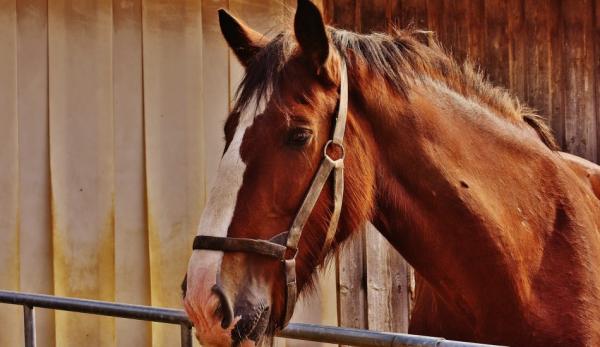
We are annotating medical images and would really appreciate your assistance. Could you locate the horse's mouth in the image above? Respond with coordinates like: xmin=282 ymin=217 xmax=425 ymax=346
xmin=231 ymin=306 xmax=270 ymax=346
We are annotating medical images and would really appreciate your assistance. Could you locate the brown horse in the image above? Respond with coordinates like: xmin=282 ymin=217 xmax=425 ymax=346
xmin=183 ymin=1 xmax=600 ymax=346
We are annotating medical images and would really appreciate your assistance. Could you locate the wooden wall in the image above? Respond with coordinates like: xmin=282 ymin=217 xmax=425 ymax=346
xmin=324 ymin=0 xmax=600 ymax=163
xmin=324 ymin=0 xmax=599 ymax=336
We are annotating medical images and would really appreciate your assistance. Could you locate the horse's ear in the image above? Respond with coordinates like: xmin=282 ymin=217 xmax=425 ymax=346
xmin=294 ymin=0 xmax=329 ymax=72
xmin=218 ymin=9 xmax=265 ymax=67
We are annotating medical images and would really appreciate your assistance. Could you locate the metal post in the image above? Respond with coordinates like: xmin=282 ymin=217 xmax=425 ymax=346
xmin=180 ymin=323 xmax=193 ymax=347
xmin=23 ymin=305 xmax=36 ymax=347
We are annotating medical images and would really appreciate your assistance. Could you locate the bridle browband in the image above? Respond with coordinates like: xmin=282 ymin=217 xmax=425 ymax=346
xmin=192 ymin=59 xmax=348 ymax=328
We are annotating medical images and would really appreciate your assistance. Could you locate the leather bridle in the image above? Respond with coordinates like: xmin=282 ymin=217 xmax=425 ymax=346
xmin=192 ymin=60 xmax=348 ymax=327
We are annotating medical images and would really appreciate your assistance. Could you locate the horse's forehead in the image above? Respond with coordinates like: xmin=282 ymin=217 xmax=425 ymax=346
xmin=196 ymin=94 xmax=269 ymax=240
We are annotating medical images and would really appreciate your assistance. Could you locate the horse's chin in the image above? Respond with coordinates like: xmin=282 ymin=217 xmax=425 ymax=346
xmin=236 ymin=339 xmax=257 ymax=347
xmin=184 ymin=291 xmax=235 ymax=347
xmin=191 ymin=319 xmax=239 ymax=347
xmin=198 ymin=338 xmax=261 ymax=347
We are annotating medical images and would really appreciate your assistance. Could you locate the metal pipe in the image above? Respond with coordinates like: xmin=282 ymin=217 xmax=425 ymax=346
xmin=0 ymin=290 xmax=504 ymax=347
xmin=278 ymin=323 xmax=502 ymax=347
xmin=23 ymin=305 xmax=36 ymax=347
xmin=0 ymin=290 xmax=187 ymax=325
xmin=180 ymin=323 xmax=193 ymax=347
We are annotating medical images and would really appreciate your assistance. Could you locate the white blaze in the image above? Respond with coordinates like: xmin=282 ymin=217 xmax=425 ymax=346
xmin=198 ymin=96 xmax=265 ymax=238
xmin=198 ymin=140 xmax=248 ymax=236
xmin=186 ymin=98 xmax=268 ymax=342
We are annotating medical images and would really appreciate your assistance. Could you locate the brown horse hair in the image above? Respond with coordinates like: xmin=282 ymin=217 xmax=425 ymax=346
xmin=232 ymin=26 xmax=559 ymax=152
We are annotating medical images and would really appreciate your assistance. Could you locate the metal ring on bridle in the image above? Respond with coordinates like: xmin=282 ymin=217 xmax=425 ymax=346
xmin=283 ymin=246 xmax=299 ymax=261
xmin=323 ymin=140 xmax=345 ymax=163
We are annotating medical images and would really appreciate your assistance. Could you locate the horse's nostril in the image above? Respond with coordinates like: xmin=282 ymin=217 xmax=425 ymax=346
xmin=232 ymin=305 xmax=270 ymax=343
xmin=211 ymin=284 xmax=234 ymax=329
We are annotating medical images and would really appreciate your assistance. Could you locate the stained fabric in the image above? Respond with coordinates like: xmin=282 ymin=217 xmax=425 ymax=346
xmin=0 ymin=0 xmax=335 ymax=346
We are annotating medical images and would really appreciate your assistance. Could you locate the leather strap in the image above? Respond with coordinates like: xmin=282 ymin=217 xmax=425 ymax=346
xmin=319 ymin=162 xmax=344 ymax=261
xmin=193 ymin=235 xmax=286 ymax=259
xmin=282 ymin=259 xmax=297 ymax=325
xmin=332 ymin=60 xmax=348 ymax=144
xmin=285 ymin=155 xmax=338 ymax=249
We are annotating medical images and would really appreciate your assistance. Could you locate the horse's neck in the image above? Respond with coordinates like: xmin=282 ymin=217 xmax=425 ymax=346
xmin=360 ymin=80 xmax=571 ymax=324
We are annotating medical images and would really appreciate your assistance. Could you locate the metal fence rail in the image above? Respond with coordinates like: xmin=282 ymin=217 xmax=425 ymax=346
xmin=0 ymin=290 xmax=503 ymax=347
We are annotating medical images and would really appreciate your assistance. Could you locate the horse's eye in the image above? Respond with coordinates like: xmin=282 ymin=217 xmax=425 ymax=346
xmin=287 ymin=128 xmax=313 ymax=147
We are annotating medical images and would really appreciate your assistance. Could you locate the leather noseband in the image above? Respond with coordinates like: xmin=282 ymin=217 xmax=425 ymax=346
xmin=193 ymin=59 xmax=348 ymax=328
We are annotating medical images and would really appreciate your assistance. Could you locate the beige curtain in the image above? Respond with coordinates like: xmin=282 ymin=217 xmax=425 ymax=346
xmin=0 ymin=0 xmax=335 ymax=346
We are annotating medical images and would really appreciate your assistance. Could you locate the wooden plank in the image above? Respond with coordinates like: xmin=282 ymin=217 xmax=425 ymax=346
xmin=113 ymin=0 xmax=151 ymax=346
xmin=336 ymin=232 xmax=367 ymax=330
xmin=393 ymin=0 xmax=428 ymax=29
xmin=549 ymin=0 xmax=565 ymax=148
xmin=562 ymin=0 xmax=597 ymax=161
xmin=389 ymin=244 xmax=414 ymax=330
xmin=441 ymin=0 xmax=469 ymax=62
xmin=484 ymin=0 xmax=510 ymax=88
xmin=360 ymin=0 xmax=387 ymax=33
xmin=0 ymin=2 xmax=22 ymax=346
xmin=367 ymin=226 xmax=414 ymax=334
xmin=48 ymin=1 xmax=115 ymax=346
xmin=365 ymin=227 xmax=390 ymax=331
xmin=522 ymin=0 xmax=552 ymax=119
xmin=16 ymin=0 xmax=55 ymax=345
xmin=364 ymin=224 xmax=411 ymax=333
xmin=425 ymin=0 xmax=445 ymax=49
xmin=508 ymin=0 xmax=525 ymax=99
xmin=467 ymin=0 xmax=485 ymax=63
xmin=141 ymin=0 xmax=204 ymax=345
xmin=426 ymin=0 xmax=443 ymax=35
xmin=330 ymin=0 xmax=357 ymax=30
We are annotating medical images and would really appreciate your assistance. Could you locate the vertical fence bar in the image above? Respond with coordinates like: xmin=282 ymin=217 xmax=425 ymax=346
xmin=23 ymin=305 xmax=36 ymax=347
xmin=180 ymin=323 xmax=192 ymax=347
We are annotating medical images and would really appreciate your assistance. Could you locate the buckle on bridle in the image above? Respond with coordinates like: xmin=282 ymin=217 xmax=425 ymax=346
xmin=283 ymin=246 xmax=299 ymax=261
xmin=324 ymin=139 xmax=345 ymax=165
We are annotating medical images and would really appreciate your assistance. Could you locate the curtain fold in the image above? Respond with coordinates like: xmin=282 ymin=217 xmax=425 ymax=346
xmin=17 ymin=0 xmax=54 ymax=345
xmin=113 ymin=0 xmax=151 ymax=346
xmin=0 ymin=0 xmax=21 ymax=345
xmin=48 ymin=1 xmax=115 ymax=346
xmin=0 ymin=1 xmax=337 ymax=346
xmin=141 ymin=0 xmax=204 ymax=345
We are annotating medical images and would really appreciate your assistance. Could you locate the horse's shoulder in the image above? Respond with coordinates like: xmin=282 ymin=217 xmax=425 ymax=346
xmin=558 ymin=151 xmax=600 ymax=200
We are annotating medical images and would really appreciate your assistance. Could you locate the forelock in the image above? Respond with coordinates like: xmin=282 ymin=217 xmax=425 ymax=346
xmin=232 ymin=33 xmax=296 ymax=116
